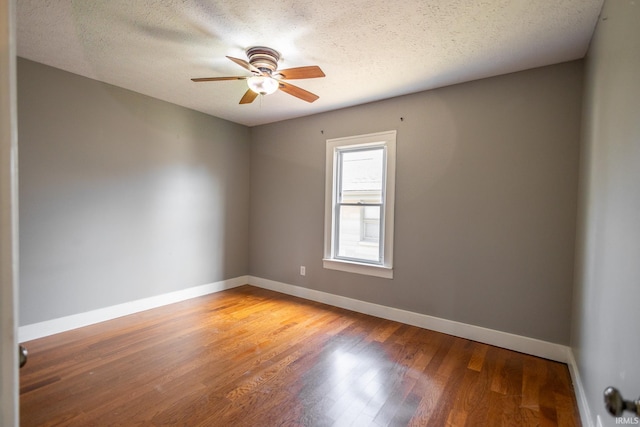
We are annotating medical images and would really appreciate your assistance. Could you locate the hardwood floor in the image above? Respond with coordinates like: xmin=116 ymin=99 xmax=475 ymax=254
xmin=20 ymin=285 xmax=580 ymax=426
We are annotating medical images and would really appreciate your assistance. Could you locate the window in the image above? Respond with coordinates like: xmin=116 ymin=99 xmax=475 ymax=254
xmin=324 ymin=130 xmax=396 ymax=279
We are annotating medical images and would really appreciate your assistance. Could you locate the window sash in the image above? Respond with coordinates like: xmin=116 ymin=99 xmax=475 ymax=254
xmin=334 ymin=203 xmax=383 ymax=263
xmin=333 ymin=146 xmax=387 ymax=265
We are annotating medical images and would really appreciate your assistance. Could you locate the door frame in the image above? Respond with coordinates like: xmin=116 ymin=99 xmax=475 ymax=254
xmin=1 ymin=0 xmax=19 ymax=425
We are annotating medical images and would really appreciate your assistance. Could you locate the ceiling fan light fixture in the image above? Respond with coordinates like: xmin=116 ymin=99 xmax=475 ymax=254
xmin=247 ymin=76 xmax=279 ymax=95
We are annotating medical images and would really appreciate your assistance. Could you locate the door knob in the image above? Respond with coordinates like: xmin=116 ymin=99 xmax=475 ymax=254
xmin=604 ymin=386 xmax=640 ymax=417
xmin=19 ymin=345 xmax=27 ymax=368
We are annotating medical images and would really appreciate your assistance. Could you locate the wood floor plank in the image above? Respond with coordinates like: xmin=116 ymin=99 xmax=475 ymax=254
xmin=20 ymin=285 xmax=581 ymax=426
xmin=467 ymin=342 xmax=489 ymax=372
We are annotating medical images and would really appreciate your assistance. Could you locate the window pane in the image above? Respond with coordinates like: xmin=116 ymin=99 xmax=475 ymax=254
xmin=363 ymin=206 xmax=380 ymax=220
xmin=362 ymin=206 xmax=380 ymax=242
xmin=337 ymin=205 xmax=380 ymax=262
xmin=363 ymin=220 xmax=379 ymax=241
xmin=339 ymin=148 xmax=383 ymax=204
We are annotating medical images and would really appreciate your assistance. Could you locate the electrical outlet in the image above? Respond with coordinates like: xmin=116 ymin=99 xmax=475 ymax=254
xmin=300 ymin=266 xmax=306 ymax=276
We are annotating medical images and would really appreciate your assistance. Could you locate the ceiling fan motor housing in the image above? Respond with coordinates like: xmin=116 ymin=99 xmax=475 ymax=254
xmin=246 ymin=46 xmax=280 ymax=75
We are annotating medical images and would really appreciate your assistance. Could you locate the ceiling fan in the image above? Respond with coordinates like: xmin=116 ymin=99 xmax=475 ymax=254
xmin=191 ymin=46 xmax=325 ymax=104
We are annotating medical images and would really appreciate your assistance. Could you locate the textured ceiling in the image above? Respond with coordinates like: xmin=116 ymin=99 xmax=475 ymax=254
xmin=17 ymin=0 xmax=603 ymax=127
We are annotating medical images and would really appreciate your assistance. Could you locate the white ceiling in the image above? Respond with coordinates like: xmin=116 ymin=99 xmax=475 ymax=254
xmin=17 ymin=0 xmax=603 ymax=127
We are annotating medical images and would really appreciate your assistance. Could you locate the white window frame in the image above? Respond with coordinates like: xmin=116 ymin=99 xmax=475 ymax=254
xmin=323 ymin=130 xmax=396 ymax=279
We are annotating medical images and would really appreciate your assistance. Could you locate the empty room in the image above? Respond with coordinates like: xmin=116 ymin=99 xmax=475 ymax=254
xmin=1 ymin=0 xmax=639 ymax=426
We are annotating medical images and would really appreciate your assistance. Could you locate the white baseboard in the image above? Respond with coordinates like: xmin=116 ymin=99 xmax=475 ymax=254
xmin=248 ymin=275 xmax=571 ymax=363
xmin=20 ymin=274 xmax=572 ymax=364
xmin=19 ymin=276 xmax=248 ymax=342
xmin=566 ymin=349 xmax=594 ymax=427
xmin=248 ymin=278 xmax=591 ymax=426
xmin=19 ymin=274 xmax=588 ymax=425
xmin=249 ymin=276 xmax=592 ymax=427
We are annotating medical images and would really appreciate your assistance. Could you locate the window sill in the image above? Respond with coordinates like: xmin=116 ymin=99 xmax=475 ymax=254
xmin=322 ymin=258 xmax=393 ymax=279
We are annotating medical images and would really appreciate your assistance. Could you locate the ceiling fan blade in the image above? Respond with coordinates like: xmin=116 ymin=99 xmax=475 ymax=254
xmin=239 ymin=89 xmax=259 ymax=104
xmin=276 ymin=66 xmax=325 ymax=80
xmin=191 ymin=76 xmax=248 ymax=82
xmin=278 ymin=81 xmax=319 ymax=103
xmin=226 ymin=56 xmax=262 ymax=74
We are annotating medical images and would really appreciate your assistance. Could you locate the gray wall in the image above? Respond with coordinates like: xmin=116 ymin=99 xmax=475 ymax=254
xmin=18 ymin=58 xmax=251 ymax=325
xmin=250 ymin=61 xmax=583 ymax=345
xmin=572 ymin=0 xmax=640 ymax=425
xmin=19 ymin=56 xmax=585 ymax=347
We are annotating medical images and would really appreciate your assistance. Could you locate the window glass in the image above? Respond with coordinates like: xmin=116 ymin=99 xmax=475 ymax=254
xmin=335 ymin=147 xmax=385 ymax=264
xmin=339 ymin=149 xmax=383 ymax=204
